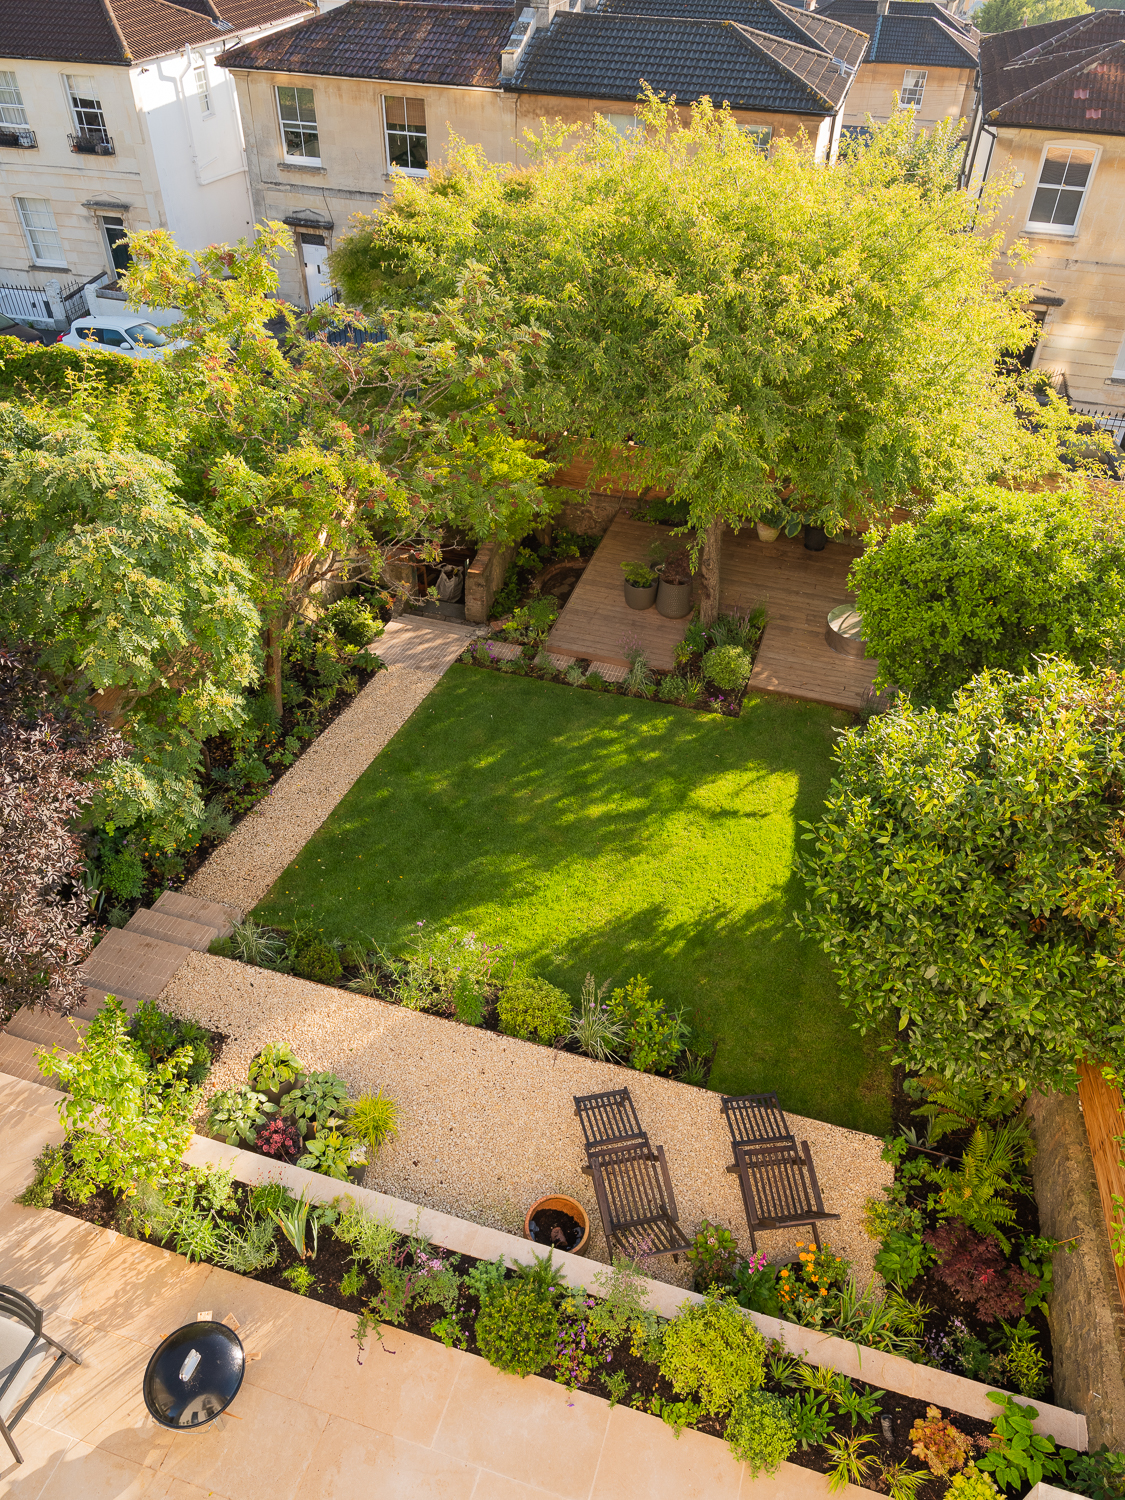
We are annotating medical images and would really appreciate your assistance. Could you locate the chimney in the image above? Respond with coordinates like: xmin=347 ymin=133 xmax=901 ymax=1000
xmin=501 ymin=6 xmax=537 ymax=76
xmin=876 ymin=0 xmax=891 ymax=12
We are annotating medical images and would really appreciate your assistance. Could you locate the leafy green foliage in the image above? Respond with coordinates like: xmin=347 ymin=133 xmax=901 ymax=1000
xmin=850 ymin=486 xmax=1125 ymax=707
xmin=687 ymin=1219 xmax=741 ymax=1291
xmin=977 ymin=1394 xmax=1074 ymax=1491
xmin=498 ymin=973 xmax=571 ymax=1043
xmin=725 ymin=1391 xmax=798 ymax=1475
xmin=16 ymin=1144 xmax=66 ymax=1208
xmin=333 ymin=1201 xmax=399 ymax=1274
xmin=798 ymin=660 xmax=1125 ymax=1091
xmin=608 ymin=975 xmax=687 ymax=1073
xmin=948 ymin=1464 xmax=1003 ymax=1500
xmin=874 ymin=1229 xmax=932 ymax=1288
xmin=297 ymin=1127 xmax=358 ymax=1180
xmin=285 ymin=1070 xmax=351 ymax=1138
xmin=129 ymin=1000 xmax=211 ymax=1085
xmin=464 ymin=1254 xmax=509 ymax=1303
xmin=975 ymin=0 xmax=1090 ymax=33
xmin=658 ymin=1292 xmax=766 ymax=1417
xmin=320 ymin=596 xmax=382 ymax=649
xmin=206 ymin=1086 xmax=274 ymax=1146
xmin=702 ymin=645 xmax=753 ymax=691
xmin=247 ymin=1043 xmax=304 ymax=1092
xmin=933 ymin=1123 xmax=1033 ymax=1254
xmin=347 ymin=1089 xmax=400 ymax=1159
xmin=1067 ymin=1446 xmax=1125 ymax=1500
xmin=292 ymin=937 xmax=343 ymax=984
xmin=475 ymin=1275 xmax=559 ymax=1378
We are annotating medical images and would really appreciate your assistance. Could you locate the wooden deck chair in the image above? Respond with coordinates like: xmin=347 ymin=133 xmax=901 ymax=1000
xmin=720 ymin=1092 xmax=798 ymax=1153
xmin=731 ymin=1140 xmax=840 ymax=1255
xmin=584 ymin=1141 xmax=691 ymax=1261
xmin=573 ymin=1088 xmax=649 ymax=1153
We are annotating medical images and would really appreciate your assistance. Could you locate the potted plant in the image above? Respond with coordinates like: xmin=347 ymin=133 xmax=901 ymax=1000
xmin=656 ymin=548 xmax=693 ymax=618
xmin=621 ymin=561 xmax=657 ymax=610
xmin=524 ymin=1193 xmax=590 ymax=1256
xmin=247 ymin=1043 xmax=305 ymax=1106
xmin=755 ymin=510 xmax=785 ymax=543
xmin=297 ymin=1126 xmax=365 ymax=1182
xmin=346 ymin=1089 xmax=400 ymax=1163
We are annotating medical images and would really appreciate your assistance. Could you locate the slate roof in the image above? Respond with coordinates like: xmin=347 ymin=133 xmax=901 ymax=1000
xmin=815 ymin=0 xmax=978 ymax=67
xmin=0 ymin=0 xmax=312 ymax=66
xmin=509 ymin=9 xmax=867 ymax=112
xmin=220 ymin=0 xmax=514 ymax=87
xmin=597 ymin=0 xmax=868 ymax=68
xmin=980 ymin=11 xmax=1125 ymax=136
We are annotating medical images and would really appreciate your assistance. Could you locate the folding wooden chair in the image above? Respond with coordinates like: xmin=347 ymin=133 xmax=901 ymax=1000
xmin=721 ymin=1092 xmax=798 ymax=1153
xmin=585 ymin=1141 xmax=691 ymax=1261
xmin=573 ymin=1088 xmax=649 ymax=1153
xmin=731 ymin=1140 xmax=840 ymax=1254
xmin=0 ymin=1286 xmax=83 ymax=1464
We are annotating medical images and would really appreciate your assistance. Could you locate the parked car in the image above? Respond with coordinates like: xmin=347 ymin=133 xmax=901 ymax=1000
xmin=0 ymin=312 xmax=47 ymax=344
xmin=57 ymin=315 xmax=186 ymax=360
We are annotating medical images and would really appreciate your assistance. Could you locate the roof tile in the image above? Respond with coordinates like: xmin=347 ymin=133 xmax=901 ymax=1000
xmin=0 ymin=0 xmax=312 ymax=66
xmin=980 ymin=12 xmax=1125 ymax=135
xmin=816 ymin=0 xmax=978 ymax=66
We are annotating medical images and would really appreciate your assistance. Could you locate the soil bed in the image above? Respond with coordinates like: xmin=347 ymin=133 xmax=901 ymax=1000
xmin=528 ymin=1206 xmax=585 ymax=1252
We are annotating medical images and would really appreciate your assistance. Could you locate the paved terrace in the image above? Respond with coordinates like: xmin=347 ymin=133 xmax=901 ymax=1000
xmin=0 ymin=1071 xmax=862 ymax=1500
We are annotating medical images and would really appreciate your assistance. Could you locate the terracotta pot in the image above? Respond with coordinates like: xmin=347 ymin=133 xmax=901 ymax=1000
xmin=623 ymin=579 xmax=657 ymax=610
xmin=656 ymin=578 xmax=693 ymax=618
xmin=756 ymin=522 xmax=781 ymax=542
xmin=525 ymin=1194 xmax=590 ymax=1256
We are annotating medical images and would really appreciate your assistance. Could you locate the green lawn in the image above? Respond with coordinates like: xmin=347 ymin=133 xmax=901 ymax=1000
xmin=254 ymin=667 xmax=890 ymax=1133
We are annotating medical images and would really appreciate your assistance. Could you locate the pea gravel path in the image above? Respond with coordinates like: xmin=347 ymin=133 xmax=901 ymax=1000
xmin=185 ymin=618 xmax=478 ymax=912
xmin=160 ymin=952 xmax=891 ymax=1289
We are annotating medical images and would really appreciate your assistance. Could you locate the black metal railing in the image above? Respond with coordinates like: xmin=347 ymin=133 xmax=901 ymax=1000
xmin=0 ymin=127 xmax=36 ymax=149
xmin=68 ymin=132 xmax=114 ymax=156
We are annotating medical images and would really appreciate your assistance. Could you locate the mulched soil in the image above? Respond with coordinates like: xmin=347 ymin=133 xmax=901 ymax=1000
xmin=46 ymin=1177 xmax=1015 ymax=1496
xmin=528 ymin=1207 xmax=585 ymax=1253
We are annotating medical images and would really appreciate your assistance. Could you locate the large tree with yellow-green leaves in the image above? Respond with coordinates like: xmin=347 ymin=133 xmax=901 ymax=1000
xmin=332 ymin=103 xmax=1079 ymax=618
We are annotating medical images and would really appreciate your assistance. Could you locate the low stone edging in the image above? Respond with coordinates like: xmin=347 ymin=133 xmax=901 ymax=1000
xmin=185 ymin=1132 xmax=1088 ymax=1451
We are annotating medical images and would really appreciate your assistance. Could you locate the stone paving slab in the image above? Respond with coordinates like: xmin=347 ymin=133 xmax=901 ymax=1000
xmin=5 ymin=1008 xmax=87 ymax=1053
xmin=80 ymin=928 xmax=191 ymax=1003
xmin=125 ymin=909 xmax=218 ymax=952
xmin=377 ymin=616 xmax=480 ymax=673
xmin=152 ymin=890 xmax=240 ymax=937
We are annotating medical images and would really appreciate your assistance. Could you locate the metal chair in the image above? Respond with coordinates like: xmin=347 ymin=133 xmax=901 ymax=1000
xmin=0 ymin=1285 xmax=83 ymax=1464
xmin=731 ymin=1140 xmax=840 ymax=1254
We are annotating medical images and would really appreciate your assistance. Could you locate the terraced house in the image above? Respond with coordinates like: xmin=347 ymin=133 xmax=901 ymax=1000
xmin=220 ymin=0 xmax=869 ymax=308
xmin=0 ymin=0 xmax=311 ymax=327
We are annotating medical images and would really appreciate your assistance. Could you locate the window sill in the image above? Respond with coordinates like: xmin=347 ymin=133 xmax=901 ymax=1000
xmin=387 ymin=167 xmax=428 ymax=178
xmin=29 ymin=261 xmax=70 ymax=271
xmin=278 ymin=159 xmax=326 ymax=173
xmin=1024 ymin=226 xmax=1079 ymax=239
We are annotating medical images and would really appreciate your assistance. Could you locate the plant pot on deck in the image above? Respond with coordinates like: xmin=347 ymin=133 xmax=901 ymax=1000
xmin=525 ymin=1194 xmax=590 ymax=1256
xmin=755 ymin=522 xmax=781 ymax=542
xmin=623 ymin=579 xmax=657 ymax=610
xmin=656 ymin=578 xmax=693 ymax=618
xmin=803 ymin=525 xmax=827 ymax=552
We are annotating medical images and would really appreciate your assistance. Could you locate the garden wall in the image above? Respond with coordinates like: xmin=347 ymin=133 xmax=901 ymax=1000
xmin=1027 ymin=1088 xmax=1125 ymax=1452
xmin=185 ymin=1130 xmax=1088 ymax=1449
xmin=465 ymin=534 xmax=519 ymax=623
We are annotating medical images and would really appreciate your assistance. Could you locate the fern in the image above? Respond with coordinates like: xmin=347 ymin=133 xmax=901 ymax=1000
xmin=934 ymin=1124 xmax=1031 ymax=1254
xmin=913 ymin=1080 xmax=1027 ymax=1145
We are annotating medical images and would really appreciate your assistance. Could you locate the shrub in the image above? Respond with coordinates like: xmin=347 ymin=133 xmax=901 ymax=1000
xmin=348 ymin=1089 xmax=400 ymax=1159
xmin=1003 ymin=1322 xmax=1048 ymax=1398
xmin=687 ymin=1220 xmax=741 ymax=1292
xmin=475 ymin=1277 xmax=559 ymax=1378
xmin=874 ymin=1229 xmax=933 ymax=1288
xmin=725 ymin=1392 xmax=797 ymax=1476
xmin=658 ymin=1292 xmax=766 ymax=1417
xmin=101 ymin=847 xmax=145 ymax=901
xmin=948 ymin=1464 xmax=1002 ymax=1500
xmin=977 ymin=1393 xmax=1073 ymax=1491
xmin=334 ymin=1201 xmax=400 ymax=1274
xmin=850 ymin=485 xmax=1125 ymax=708
xmin=608 ymin=975 xmax=686 ymax=1073
xmin=909 ymin=1405 xmax=974 ymax=1477
xmin=498 ymin=974 xmax=571 ymax=1043
xmin=621 ymin=561 xmax=656 ymax=587
xmin=129 ymin=1000 xmax=211 ymax=1085
xmin=702 ymin=645 xmax=753 ymax=691
xmin=926 ymin=1224 xmax=1038 ymax=1323
xmin=322 ymin=595 xmax=381 ymax=648
xmin=1068 ymin=1447 xmax=1125 ymax=1500
xmin=293 ymin=937 xmax=343 ymax=984
xmin=797 ymin=660 xmax=1125 ymax=1092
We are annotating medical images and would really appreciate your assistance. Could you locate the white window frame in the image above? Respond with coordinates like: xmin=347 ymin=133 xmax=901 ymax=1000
xmin=739 ymin=124 xmax=773 ymax=152
xmin=275 ymin=84 xmax=320 ymax=165
xmin=1112 ymin=329 xmax=1125 ymax=381
xmin=900 ymin=69 xmax=927 ymax=109
xmin=605 ymin=112 xmax=641 ymax=139
xmin=1025 ymin=139 xmax=1099 ymax=238
xmin=15 ymin=197 xmax=66 ymax=267
xmin=0 ymin=71 xmax=29 ymax=128
xmin=382 ymin=95 xmax=428 ymax=175
xmin=193 ymin=62 xmax=212 ymax=117
xmin=64 ymin=73 xmax=110 ymax=143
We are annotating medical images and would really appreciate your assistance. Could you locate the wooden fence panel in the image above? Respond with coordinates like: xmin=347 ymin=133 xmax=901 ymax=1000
xmin=1077 ymin=1060 xmax=1125 ymax=1312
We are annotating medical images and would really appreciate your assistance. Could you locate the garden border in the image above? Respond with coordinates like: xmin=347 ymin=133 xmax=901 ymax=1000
xmin=184 ymin=1131 xmax=1088 ymax=1451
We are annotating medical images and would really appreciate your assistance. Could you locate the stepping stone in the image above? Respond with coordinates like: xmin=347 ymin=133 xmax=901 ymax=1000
xmin=152 ymin=890 xmax=239 ymax=939
xmin=80 ymin=928 xmax=191 ymax=1003
xmin=126 ymin=908 xmax=218 ymax=951
xmin=0 ymin=1033 xmax=64 ymax=1093
xmin=5 ymin=1007 xmax=88 ymax=1054
xmin=66 ymin=987 xmax=140 ymax=1022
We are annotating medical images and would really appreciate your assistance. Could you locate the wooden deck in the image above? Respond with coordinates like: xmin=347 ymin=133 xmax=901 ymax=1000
xmin=546 ymin=512 xmax=878 ymax=712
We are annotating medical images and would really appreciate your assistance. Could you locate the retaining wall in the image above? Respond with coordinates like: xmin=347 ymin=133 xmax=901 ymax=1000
xmin=465 ymin=534 xmax=518 ymax=624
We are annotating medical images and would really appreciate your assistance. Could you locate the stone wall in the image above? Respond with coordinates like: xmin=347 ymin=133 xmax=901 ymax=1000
xmin=465 ymin=534 xmax=518 ymax=624
xmin=1028 ymin=1089 xmax=1125 ymax=1451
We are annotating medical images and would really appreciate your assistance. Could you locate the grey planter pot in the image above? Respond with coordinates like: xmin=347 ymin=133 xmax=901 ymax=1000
xmin=623 ymin=580 xmax=657 ymax=610
xmin=348 ymin=1162 xmax=367 ymax=1186
xmin=656 ymin=578 xmax=693 ymax=619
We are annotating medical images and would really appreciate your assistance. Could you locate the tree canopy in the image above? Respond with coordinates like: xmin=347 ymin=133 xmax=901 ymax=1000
xmin=797 ymin=659 xmax=1125 ymax=1093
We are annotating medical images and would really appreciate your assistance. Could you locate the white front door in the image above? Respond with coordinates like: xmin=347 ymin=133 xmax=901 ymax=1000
xmin=301 ymin=235 xmax=332 ymax=307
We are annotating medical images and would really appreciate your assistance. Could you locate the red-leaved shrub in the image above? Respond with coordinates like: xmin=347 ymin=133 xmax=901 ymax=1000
xmin=256 ymin=1116 xmax=301 ymax=1162
xmin=925 ymin=1223 xmax=1038 ymax=1323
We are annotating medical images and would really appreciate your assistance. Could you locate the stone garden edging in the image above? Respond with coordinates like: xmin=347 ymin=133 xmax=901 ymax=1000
xmin=185 ymin=1132 xmax=1089 ymax=1451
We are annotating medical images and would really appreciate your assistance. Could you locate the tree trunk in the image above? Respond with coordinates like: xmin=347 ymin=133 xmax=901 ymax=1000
xmin=264 ymin=619 xmax=284 ymax=717
xmin=697 ymin=519 xmax=723 ymax=626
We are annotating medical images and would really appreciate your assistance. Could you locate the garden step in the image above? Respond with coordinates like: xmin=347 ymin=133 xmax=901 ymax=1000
xmin=125 ymin=908 xmax=218 ymax=951
xmin=79 ymin=928 xmax=191 ymax=1003
xmin=5 ymin=1007 xmax=88 ymax=1053
xmin=0 ymin=1033 xmax=63 ymax=1092
xmin=152 ymin=889 xmax=239 ymax=939
xmin=67 ymin=987 xmax=140 ymax=1022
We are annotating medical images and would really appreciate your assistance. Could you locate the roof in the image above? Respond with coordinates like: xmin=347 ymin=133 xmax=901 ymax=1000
xmin=508 ymin=7 xmax=868 ymax=113
xmin=814 ymin=0 xmax=978 ymax=67
xmin=0 ymin=0 xmax=313 ymax=66
xmin=597 ymin=0 xmax=867 ymax=67
xmin=220 ymin=0 xmax=514 ymax=87
xmin=980 ymin=11 xmax=1125 ymax=136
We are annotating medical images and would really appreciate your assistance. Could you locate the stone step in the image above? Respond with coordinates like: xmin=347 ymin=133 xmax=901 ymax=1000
xmin=5 ymin=1007 xmax=88 ymax=1053
xmin=79 ymin=927 xmax=191 ymax=1003
xmin=67 ymin=987 xmax=141 ymax=1022
xmin=125 ymin=908 xmax=218 ymax=952
xmin=152 ymin=889 xmax=239 ymax=939
xmin=0 ymin=1034 xmax=63 ymax=1093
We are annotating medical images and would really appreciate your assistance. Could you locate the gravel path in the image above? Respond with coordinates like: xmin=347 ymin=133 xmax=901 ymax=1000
xmin=185 ymin=619 xmax=477 ymax=912
xmin=161 ymin=952 xmax=891 ymax=1289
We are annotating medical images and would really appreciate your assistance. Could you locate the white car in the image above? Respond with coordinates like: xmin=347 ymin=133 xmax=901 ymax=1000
xmin=58 ymin=315 xmax=186 ymax=360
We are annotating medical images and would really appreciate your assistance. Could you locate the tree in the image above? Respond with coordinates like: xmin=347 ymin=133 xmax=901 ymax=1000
xmin=850 ymin=484 xmax=1125 ymax=706
xmin=796 ymin=659 xmax=1125 ymax=1093
xmin=974 ymin=0 xmax=1090 ymax=32
xmin=122 ymin=228 xmax=552 ymax=708
xmin=332 ymin=102 xmax=1062 ymax=620
xmin=0 ymin=647 xmax=126 ymax=1014
xmin=0 ymin=416 xmax=261 ymax=849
